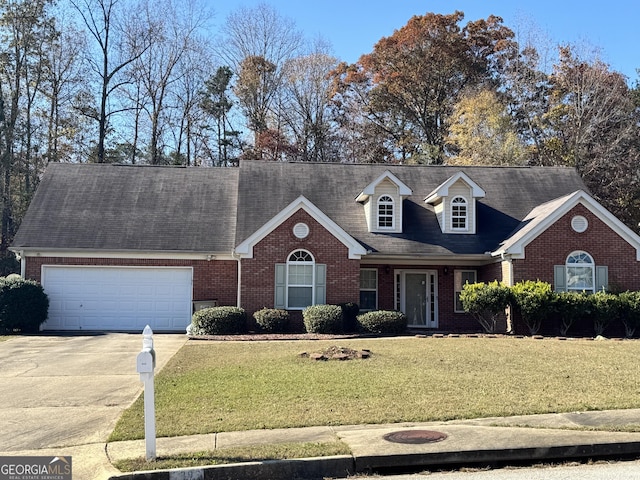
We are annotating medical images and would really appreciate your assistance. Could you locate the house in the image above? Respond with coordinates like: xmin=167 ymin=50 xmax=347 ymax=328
xmin=10 ymin=161 xmax=640 ymax=333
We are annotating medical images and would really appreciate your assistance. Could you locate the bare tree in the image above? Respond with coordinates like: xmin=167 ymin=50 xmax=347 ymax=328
xmin=280 ymin=42 xmax=339 ymax=162
xmin=69 ymin=0 xmax=155 ymax=163
xmin=219 ymin=3 xmax=303 ymax=144
xmin=0 ymin=0 xmax=57 ymax=251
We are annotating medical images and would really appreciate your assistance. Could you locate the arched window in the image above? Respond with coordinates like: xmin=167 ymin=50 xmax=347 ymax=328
xmin=287 ymin=249 xmax=315 ymax=308
xmin=451 ymin=196 xmax=467 ymax=230
xmin=566 ymin=251 xmax=595 ymax=293
xmin=377 ymin=195 xmax=394 ymax=229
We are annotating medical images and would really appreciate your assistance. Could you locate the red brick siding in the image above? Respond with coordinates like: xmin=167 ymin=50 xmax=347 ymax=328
xmin=512 ymin=204 xmax=640 ymax=291
xmin=240 ymin=209 xmax=360 ymax=327
xmin=24 ymin=256 xmax=238 ymax=306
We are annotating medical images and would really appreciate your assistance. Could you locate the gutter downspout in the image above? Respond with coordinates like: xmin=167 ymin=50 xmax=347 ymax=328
xmin=15 ymin=250 xmax=25 ymax=278
xmin=502 ymin=253 xmax=514 ymax=333
xmin=232 ymin=251 xmax=241 ymax=308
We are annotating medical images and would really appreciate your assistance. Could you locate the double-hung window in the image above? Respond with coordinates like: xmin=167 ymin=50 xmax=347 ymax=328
xmin=287 ymin=250 xmax=314 ymax=308
xmin=566 ymin=251 xmax=595 ymax=293
xmin=274 ymin=250 xmax=326 ymax=310
xmin=359 ymin=269 xmax=378 ymax=311
xmin=451 ymin=196 xmax=468 ymax=230
xmin=454 ymin=269 xmax=477 ymax=312
xmin=377 ymin=195 xmax=394 ymax=229
xmin=554 ymin=251 xmax=608 ymax=293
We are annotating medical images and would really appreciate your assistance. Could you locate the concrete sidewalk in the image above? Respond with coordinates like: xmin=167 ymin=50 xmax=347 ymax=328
xmin=105 ymin=409 xmax=640 ymax=480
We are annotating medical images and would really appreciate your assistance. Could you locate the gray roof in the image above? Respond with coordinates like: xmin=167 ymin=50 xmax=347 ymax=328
xmin=13 ymin=163 xmax=239 ymax=252
xmin=13 ymin=161 xmax=588 ymax=256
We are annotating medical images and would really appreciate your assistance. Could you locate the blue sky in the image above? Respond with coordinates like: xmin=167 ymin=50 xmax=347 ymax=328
xmin=212 ymin=0 xmax=639 ymax=82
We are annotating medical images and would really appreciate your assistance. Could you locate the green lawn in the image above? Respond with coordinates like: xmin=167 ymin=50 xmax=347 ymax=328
xmin=110 ymin=336 xmax=640 ymax=442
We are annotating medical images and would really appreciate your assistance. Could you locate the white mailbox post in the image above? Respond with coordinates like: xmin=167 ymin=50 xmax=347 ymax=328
xmin=136 ymin=325 xmax=156 ymax=461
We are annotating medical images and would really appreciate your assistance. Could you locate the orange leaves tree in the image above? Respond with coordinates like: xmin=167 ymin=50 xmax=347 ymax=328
xmin=330 ymin=11 xmax=516 ymax=164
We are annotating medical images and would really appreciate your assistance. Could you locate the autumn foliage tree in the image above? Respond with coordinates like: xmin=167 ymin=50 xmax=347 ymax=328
xmin=332 ymin=11 xmax=516 ymax=164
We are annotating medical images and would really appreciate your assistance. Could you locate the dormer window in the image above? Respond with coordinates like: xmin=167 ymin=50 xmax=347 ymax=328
xmin=425 ymin=172 xmax=485 ymax=235
xmin=451 ymin=196 xmax=468 ymax=230
xmin=356 ymin=170 xmax=412 ymax=233
xmin=378 ymin=195 xmax=394 ymax=229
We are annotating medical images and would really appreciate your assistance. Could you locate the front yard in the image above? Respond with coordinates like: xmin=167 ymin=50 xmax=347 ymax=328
xmin=110 ymin=336 xmax=640 ymax=442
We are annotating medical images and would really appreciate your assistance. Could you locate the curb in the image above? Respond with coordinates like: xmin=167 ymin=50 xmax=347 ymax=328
xmin=107 ymin=441 xmax=640 ymax=480
xmin=108 ymin=455 xmax=354 ymax=480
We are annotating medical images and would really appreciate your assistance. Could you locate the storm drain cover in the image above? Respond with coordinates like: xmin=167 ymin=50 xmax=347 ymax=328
xmin=383 ymin=430 xmax=448 ymax=444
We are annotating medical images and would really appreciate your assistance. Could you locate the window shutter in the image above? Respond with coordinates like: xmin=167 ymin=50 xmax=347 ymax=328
xmin=274 ymin=264 xmax=286 ymax=309
xmin=315 ymin=264 xmax=326 ymax=305
xmin=554 ymin=265 xmax=566 ymax=292
xmin=596 ymin=266 xmax=609 ymax=292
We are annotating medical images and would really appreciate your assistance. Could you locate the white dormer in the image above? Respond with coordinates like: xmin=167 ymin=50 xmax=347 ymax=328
xmin=356 ymin=171 xmax=412 ymax=233
xmin=425 ymin=172 xmax=485 ymax=234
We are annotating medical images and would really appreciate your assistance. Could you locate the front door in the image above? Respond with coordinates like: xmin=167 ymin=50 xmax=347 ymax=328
xmin=400 ymin=271 xmax=438 ymax=328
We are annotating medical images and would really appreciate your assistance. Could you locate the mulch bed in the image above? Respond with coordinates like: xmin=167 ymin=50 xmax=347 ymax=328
xmin=187 ymin=333 xmax=363 ymax=342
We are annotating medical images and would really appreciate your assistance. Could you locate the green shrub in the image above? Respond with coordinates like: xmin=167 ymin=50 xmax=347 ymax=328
xmin=589 ymin=291 xmax=620 ymax=336
xmin=356 ymin=310 xmax=407 ymax=334
xmin=253 ymin=308 xmax=289 ymax=333
xmin=190 ymin=306 xmax=246 ymax=335
xmin=0 ymin=277 xmax=49 ymax=333
xmin=511 ymin=280 xmax=554 ymax=335
xmin=339 ymin=302 xmax=360 ymax=333
xmin=459 ymin=281 xmax=511 ymax=333
xmin=302 ymin=304 xmax=343 ymax=334
xmin=553 ymin=292 xmax=591 ymax=336
xmin=618 ymin=291 xmax=640 ymax=337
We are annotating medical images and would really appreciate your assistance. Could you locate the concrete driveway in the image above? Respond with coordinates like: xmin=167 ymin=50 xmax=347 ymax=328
xmin=0 ymin=332 xmax=187 ymax=478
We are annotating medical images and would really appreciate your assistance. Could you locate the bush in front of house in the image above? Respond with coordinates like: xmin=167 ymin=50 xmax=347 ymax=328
xmin=589 ymin=291 xmax=620 ymax=336
xmin=511 ymin=280 xmax=554 ymax=335
xmin=459 ymin=281 xmax=511 ymax=333
xmin=0 ymin=277 xmax=49 ymax=333
xmin=302 ymin=304 xmax=343 ymax=334
xmin=553 ymin=291 xmax=591 ymax=336
xmin=190 ymin=306 xmax=246 ymax=335
xmin=253 ymin=308 xmax=289 ymax=333
xmin=357 ymin=310 xmax=407 ymax=334
xmin=618 ymin=291 xmax=640 ymax=338
xmin=339 ymin=302 xmax=360 ymax=333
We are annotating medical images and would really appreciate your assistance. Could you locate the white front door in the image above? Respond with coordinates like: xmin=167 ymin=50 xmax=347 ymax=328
xmin=399 ymin=271 xmax=438 ymax=328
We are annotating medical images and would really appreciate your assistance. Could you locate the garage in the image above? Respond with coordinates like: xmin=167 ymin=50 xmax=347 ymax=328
xmin=41 ymin=266 xmax=193 ymax=331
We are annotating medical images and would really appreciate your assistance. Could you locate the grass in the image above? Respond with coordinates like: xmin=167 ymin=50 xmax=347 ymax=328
xmin=110 ymin=336 xmax=640 ymax=442
xmin=114 ymin=441 xmax=351 ymax=472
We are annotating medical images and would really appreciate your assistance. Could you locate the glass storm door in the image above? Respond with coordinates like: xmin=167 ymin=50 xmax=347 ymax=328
xmin=403 ymin=271 xmax=437 ymax=328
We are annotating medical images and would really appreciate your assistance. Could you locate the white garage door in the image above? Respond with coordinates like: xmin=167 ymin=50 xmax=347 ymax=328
xmin=42 ymin=266 xmax=193 ymax=331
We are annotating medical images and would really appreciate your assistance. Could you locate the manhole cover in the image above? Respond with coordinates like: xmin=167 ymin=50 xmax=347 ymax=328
xmin=383 ymin=430 xmax=448 ymax=444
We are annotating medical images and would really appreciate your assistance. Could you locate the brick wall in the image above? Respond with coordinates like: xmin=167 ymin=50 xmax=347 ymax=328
xmin=25 ymin=256 xmax=239 ymax=306
xmin=512 ymin=204 xmax=640 ymax=291
xmin=240 ymin=209 xmax=360 ymax=327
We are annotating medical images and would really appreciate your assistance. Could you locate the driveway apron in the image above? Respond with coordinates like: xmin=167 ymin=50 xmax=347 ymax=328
xmin=0 ymin=333 xmax=186 ymax=452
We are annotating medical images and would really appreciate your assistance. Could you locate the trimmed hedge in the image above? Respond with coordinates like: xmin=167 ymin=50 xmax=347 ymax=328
xmin=459 ymin=281 xmax=511 ymax=333
xmin=0 ymin=277 xmax=49 ymax=333
xmin=253 ymin=308 xmax=289 ymax=333
xmin=302 ymin=304 xmax=343 ymax=334
xmin=357 ymin=310 xmax=407 ymax=334
xmin=190 ymin=306 xmax=246 ymax=335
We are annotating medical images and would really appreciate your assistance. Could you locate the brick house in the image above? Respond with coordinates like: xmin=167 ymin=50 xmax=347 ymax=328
xmin=10 ymin=161 xmax=640 ymax=332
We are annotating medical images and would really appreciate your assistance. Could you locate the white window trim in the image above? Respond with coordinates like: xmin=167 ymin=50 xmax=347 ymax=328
xmin=377 ymin=195 xmax=395 ymax=230
xmin=286 ymin=249 xmax=315 ymax=310
xmin=454 ymin=269 xmax=477 ymax=313
xmin=451 ymin=196 xmax=468 ymax=231
xmin=359 ymin=268 xmax=378 ymax=311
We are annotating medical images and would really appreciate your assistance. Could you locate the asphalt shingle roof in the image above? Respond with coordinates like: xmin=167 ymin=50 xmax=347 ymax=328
xmin=12 ymin=161 xmax=588 ymax=256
